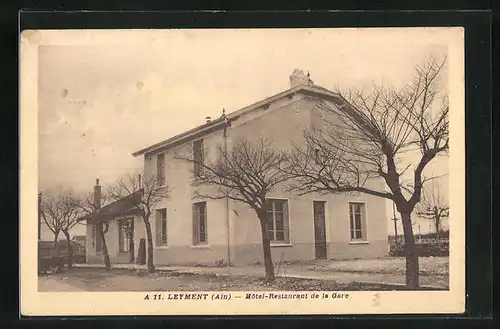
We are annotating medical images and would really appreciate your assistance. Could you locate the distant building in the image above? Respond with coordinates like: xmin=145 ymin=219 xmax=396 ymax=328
xmin=39 ymin=222 xmax=55 ymax=242
xmin=72 ymin=235 xmax=86 ymax=248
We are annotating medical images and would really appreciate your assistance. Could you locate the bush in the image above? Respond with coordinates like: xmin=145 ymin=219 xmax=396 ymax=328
xmin=214 ymin=259 xmax=227 ymax=267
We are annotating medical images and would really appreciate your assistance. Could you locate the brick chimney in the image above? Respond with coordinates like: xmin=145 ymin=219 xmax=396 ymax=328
xmin=290 ymin=69 xmax=313 ymax=88
xmin=93 ymin=178 xmax=101 ymax=209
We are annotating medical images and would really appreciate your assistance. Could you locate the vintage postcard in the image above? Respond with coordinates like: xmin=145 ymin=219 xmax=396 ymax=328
xmin=20 ymin=27 xmax=465 ymax=316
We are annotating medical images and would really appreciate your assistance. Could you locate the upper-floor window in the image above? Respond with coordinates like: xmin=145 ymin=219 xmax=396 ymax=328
xmin=192 ymin=202 xmax=207 ymax=245
xmin=155 ymin=208 xmax=167 ymax=247
xmin=266 ymin=199 xmax=290 ymax=244
xmin=157 ymin=153 xmax=165 ymax=186
xmin=349 ymin=202 xmax=367 ymax=241
xmin=314 ymin=147 xmax=321 ymax=165
xmin=193 ymin=139 xmax=204 ymax=177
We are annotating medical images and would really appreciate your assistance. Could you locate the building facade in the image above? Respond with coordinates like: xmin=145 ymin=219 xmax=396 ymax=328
xmin=86 ymin=70 xmax=388 ymax=267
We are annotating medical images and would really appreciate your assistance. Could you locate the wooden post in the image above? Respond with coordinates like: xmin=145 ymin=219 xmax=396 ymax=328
xmin=391 ymin=202 xmax=399 ymax=243
xmin=38 ymin=192 xmax=42 ymax=240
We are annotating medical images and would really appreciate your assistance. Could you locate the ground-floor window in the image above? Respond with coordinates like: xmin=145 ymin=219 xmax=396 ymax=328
xmin=349 ymin=202 xmax=367 ymax=241
xmin=118 ymin=218 xmax=133 ymax=253
xmin=155 ymin=208 xmax=167 ymax=247
xmin=192 ymin=202 xmax=207 ymax=245
xmin=266 ymin=199 xmax=290 ymax=244
xmin=92 ymin=223 xmax=102 ymax=252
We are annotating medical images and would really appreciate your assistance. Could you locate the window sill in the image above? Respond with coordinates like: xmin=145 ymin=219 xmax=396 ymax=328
xmin=271 ymin=243 xmax=293 ymax=248
xmin=155 ymin=246 xmax=169 ymax=250
xmin=191 ymin=245 xmax=210 ymax=249
xmin=349 ymin=240 xmax=370 ymax=245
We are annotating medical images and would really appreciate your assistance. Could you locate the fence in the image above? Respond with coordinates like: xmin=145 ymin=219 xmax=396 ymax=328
xmin=389 ymin=240 xmax=449 ymax=257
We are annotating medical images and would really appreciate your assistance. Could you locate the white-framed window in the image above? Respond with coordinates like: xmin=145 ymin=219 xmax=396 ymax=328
xmin=92 ymin=223 xmax=102 ymax=252
xmin=118 ymin=218 xmax=133 ymax=253
xmin=157 ymin=153 xmax=165 ymax=186
xmin=155 ymin=208 xmax=167 ymax=247
xmin=193 ymin=139 xmax=204 ymax=177
xmin=91 ymin=224 xmax=96 ymax=248
xmin=314 ymin=147 xmax=321 ymax=165
xmin=192 ymin=202 xmax=207 ymax=245
xmin=349 ymin=202 xmax=367 ymax=241
xmin=266 ymin=199 xmax=290 ymax=244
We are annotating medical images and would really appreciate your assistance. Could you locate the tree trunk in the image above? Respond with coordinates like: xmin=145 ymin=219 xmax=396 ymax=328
xmin=258 ymin=215 xmax=275 ymax=282
xmin=53 ymin=232 xmax=59 ymax=254
xmin=435 ymin=214 xmax=441 ymax=237
xmin=51 ymin=231 xmax=61 ymax=273
xmin=143 ymin=219 xmax=155 ymax=273
xmin=401 ymin=212 xmax=419 ymax=289
xmin=99 ymin=223 xmax=112 ymax=271
xmin=63 ymin=230 xmax=73 ymax=269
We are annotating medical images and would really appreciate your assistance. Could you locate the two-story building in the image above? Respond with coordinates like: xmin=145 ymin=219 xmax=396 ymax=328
xmin=86 ymin=70 xmax=388 ymax=267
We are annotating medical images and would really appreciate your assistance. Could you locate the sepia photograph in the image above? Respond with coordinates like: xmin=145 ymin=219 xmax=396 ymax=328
xmin=20 ymin=27 xmax=465 ymax=316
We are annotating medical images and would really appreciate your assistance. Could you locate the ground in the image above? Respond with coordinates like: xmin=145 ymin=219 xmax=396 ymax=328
xmin=306 ymin=256 xmax=448 ymax=275
xmin=38 ymin=256 xmax=449 ymax=292
xmin=39 ymin=268 xmax=412 ymax=292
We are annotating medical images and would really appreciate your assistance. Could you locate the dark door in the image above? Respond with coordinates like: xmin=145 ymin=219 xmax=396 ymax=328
xmin=313 ymin=201 xmax=327 ymax=259
xmin=137 ymin=238 xmax=146 ymax=265
xmin=128 ymin=219 xmax=135 ymax=263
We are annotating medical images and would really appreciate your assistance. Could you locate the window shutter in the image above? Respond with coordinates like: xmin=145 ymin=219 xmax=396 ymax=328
xmin=155 ymin=210 xmax=161 ymax=247
xmin=348 ymin=203 xmax=354 ymax=240
xmin=283 ymin=201 xmax=290 ymax=243
xmin=362 ymin=204 xmax=367 ymax=241
xmin=201 ymin=140 xmax=205 ymax=176
xmin=162 ymin=209 xmax=167 ymax=246
xmin=192 ymin=204 xmax=198 ymax=245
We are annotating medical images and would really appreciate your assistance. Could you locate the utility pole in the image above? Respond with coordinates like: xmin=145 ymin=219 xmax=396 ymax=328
xmin=391 ymin=202 xmax=399 ymax=243
xmin=222 ymin=108 xmax=231 ymax=268
xmin=38 ymin=191 xmax=42 ymax=241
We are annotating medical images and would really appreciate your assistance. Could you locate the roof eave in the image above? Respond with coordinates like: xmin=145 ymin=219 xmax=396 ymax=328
xmin=132 ymin=119 xmax=226 ymax=157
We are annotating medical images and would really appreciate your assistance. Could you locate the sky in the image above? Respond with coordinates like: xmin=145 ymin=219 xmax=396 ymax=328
xmin=37 ymin=28 xmax=453 ymax=237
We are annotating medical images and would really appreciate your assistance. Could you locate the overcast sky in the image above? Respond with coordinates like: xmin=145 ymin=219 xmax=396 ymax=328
xmin=37 ymin=28 xmax=453 ymax=236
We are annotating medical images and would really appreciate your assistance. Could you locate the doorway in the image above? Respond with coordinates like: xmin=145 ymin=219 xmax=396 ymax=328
xmin=313 ymin=201 xmax=327 ymax=259
xmin=128 ymin=219 xmax=135 ymax=263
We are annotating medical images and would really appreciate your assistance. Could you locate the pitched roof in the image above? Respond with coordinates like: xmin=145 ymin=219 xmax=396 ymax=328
xmin=72 ymin=235 xmax=86 ymax=241
xmin=83 ymin=190 xmax=143 ymax=223
xmin=38 ymin=240 xmax=81 ymax=249
xmin=132 ymin=83 xmax=343 ymax=157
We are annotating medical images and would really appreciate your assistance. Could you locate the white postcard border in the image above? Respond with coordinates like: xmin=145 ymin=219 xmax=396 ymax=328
xmin=20 ymin=27 xmax=465 ymax=316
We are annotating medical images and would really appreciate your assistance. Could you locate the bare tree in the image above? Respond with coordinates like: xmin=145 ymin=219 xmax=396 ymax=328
xmin=416 ymin=181 xmax=449 ymax=237
xmin=285 ymin=56 xmax=448 ymax=289
xmin=40 ymin=189 xmax=81 ymax=267
xmin=74 ymin=190 xmax=113 ymax=271
xmin=59 ymin=193 xmax=81 ymax=268
xmin=177 ymin=137 xmax=289 ymax=282
xmin=107 ymin=173 xmax=170 ymax=273
xmin=39 ymin=191 xmax=64 ymax=251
